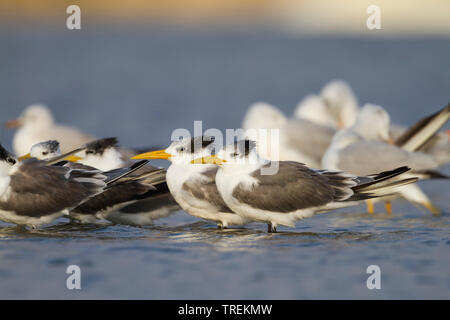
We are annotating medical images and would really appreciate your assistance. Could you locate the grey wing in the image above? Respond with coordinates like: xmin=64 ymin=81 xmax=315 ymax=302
xmin=336 ymin=142 xmax=438 ymax=176
xmin=0 ymin=159 xmax=105 ymax=217
xmin=71 ymin=180 xmax=154 ymax=215
xmin=232 ymin=161 xmax=354 ymax=213
xmin=285 ymin=119 xmax=336 ymax=163
xmin=182 ymin=167 xmax=232 ymax=212
xmin=119 ymin=192 xmax=180 ymax=214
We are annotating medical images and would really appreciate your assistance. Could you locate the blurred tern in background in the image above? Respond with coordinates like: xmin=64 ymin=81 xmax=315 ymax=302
xmin=322 ymin=104 xmax=449 ymax=215
xmin=394 ymin=103 xmax=450 ymax=167
xmin=242 ymin=80 xmax=359 ymax=168
xmin=6 ymin=104 xmax=95 ymax=156
xmin=294 ymin=79 xmax=359 ymax=130
xmin=242 ymin=102 xmax=335 ymax=168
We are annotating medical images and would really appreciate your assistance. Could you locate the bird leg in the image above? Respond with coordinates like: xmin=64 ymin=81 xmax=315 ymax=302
xmin=385 ymin=201 xmax=392 ymax=215
xmin=366 ymin=200 xmax=375 ymax=214
xmin=267 ymin=223 xmax=277 ymax=233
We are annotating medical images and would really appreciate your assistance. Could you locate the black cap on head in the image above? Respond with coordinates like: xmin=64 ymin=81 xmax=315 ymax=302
xmin=189 ymin=136 xmax=215 ymax=154
xmin=0 ymin=144 xmax=16 ymax=165
xmin=41 ymin=140 xmax=60 ymax=153
xmin=84 ymin=137 xmax=119 ymax=155
xmin=234 ymin=139 xmax=256 ymax=156
xmin=0 ymin=144 xmax=10 ymax=161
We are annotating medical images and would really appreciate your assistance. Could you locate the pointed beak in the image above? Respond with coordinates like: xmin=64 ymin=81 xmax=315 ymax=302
xmin=5 ymin=119 xmax=22 ymax=128
xmin=191 ymin=155 xmax=226 ymax=165
xmin=45 ymin=147 xmax=85 ymax=165
xmin=131 ymin=149 xmax=172 ymax=160
xmin=64 ymin=155 xmax=83 ymax=162
xmin=18 ymin=153 xmax=31 ymax=161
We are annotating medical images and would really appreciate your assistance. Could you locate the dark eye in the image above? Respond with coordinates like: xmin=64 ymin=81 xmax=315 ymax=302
xmin=232 ymin=152 xmax=239 ymax=157
xmin=42 ymin=151 xmax=48 ymax=155
xmin=179 ymin=147 xmax=185 ymax=152
xmin=86 ymin=150 xmax=94 ymax=155
xmin=7 ymin=157 xmax=16 ymax=165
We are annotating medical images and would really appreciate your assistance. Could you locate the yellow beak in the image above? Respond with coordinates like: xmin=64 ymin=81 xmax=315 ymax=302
xmin=18 ymin=153 xmax=31 ymax=161
xmin=64 ymin=155 xmax=83 ymax=162
xmin=5 ymin=119 xmax=23 ymax=128
xmin=191 ymin=155 xmax=226 ymax=165
xmin=131 ymin=149 xmax=172 ymax=160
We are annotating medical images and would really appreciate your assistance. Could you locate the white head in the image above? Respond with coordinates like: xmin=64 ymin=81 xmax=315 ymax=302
xmin=28 ymin=140 xmax=61 ymax=160
xmin=294 ymin=94 xmax=337 ymax=128
xmin=77 ymin=138 xmax=123 ymax=171
xmin=197 ymin=139 xmax=266 ymax=174
xmin=8 ymin=104 xmax=55 ymax=131
xmin=242 ymin=102 xmax=287 ymax=131
xmin=320 ymin=80 xmax=359 ymax=128
xmin=352 ymin=104 xmax=391 ymax=142
xmin=132 ymin=136 xmax=216 ymax=166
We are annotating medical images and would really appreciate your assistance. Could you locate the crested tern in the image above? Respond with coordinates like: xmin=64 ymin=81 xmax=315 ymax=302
xmin=197 ymin=139 xmax=416 ymax=233
xmin=132 ymin=136 xmax=248 ymax=228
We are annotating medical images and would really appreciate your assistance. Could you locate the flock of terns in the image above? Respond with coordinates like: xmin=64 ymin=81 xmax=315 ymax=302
xmin=0 ymin=80 xmax=449 ymax=232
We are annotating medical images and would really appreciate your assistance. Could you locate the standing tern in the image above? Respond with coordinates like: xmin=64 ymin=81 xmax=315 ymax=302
xmin=197 ymin=140 xmax=416 ymax=233
xmin=132 ymin=136 xmax=248 ymax=228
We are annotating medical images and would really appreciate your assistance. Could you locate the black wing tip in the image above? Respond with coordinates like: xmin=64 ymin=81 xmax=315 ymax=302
xmin=371 ymin=166 xmax=411 ymax=179
xmin=130 ymin=159 xmax=149 ymax=170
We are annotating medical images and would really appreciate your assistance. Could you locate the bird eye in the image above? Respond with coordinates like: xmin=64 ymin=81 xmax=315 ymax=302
xmin=7 ymin=157 xmax=16 ymax=165
xmin=232 ymin=152 xmax=239 ymax=157
xmin=42 ymin=151 xmax=48 ymax=155
xmin=86 ymin=150 xmax=93 ymax=155
xmin=179 ymin=147 xmax=185 ymax=152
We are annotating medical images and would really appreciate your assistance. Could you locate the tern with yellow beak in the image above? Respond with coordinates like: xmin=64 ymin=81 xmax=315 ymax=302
xmin=132 ymin=136 xmax=248 ymax=228
xmin=18 ymin=140 xmax=82 ymax=163
xmin=197 ymin=139 xmax=417 ymax=233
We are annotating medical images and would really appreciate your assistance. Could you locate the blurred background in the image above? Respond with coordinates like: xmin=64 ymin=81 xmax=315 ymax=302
xmin=0 ymin=0 xmax=449 ymax=150
xmin=1 ymin=0 xmax=450 ymax=300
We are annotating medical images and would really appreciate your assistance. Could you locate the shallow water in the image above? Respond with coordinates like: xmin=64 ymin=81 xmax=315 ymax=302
xmin=0 ymin=27 xmax=449 ymax=299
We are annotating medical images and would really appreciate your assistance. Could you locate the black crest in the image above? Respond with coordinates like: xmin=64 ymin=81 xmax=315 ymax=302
xmin=84 ymin=137 xmax=119 ymax=155
xmin=43 ymin=140 xmax=60 ymax=153
xmin=189 ymin=136 xmax=215 ymax=153
xmin=234 ymin=139 xmax=256 ymax=156
xmin=0 ymin=144 xmax=16 ymax=164
xmin=0 ymin=144 xmax=11 ymax=161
